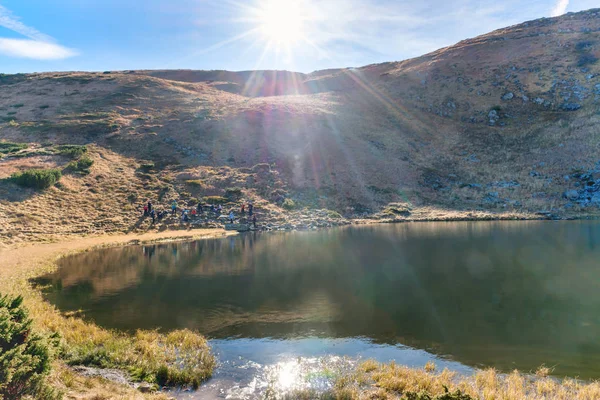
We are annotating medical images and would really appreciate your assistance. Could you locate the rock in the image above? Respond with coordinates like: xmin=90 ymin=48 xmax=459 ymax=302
xmin=225 ymin=223 xmax=250 ymax=232
xmin=502 ymin=92 xmax=514 ymax=100
xmin=491 ymin=180 xmax=520 ymax=188
xmin=534 ymin=97 xmax=545 ymax=105
xmin=560 ymin=103 xmax=581 ymax=111
xmin=563 ymin=189 xmax=579 ymax=201
xmin=521 ymin=95 xmax=529 ymax=102
xmin=137 ymin=383 xmax=156 ymax=393
xmin=488 ymin=109 xmax=499 ymax=126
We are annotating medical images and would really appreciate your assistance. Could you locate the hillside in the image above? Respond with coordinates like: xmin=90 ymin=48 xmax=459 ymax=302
xmin=1 ymin=9 xmax=600 ymax=244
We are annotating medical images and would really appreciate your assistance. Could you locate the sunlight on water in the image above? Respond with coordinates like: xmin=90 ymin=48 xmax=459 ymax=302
xmin=218 ymin=356 xmax=353 ymax=399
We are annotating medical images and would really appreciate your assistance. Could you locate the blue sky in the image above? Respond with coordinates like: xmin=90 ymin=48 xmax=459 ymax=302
xmin=0 ymin=0 xmax=598 ymax=74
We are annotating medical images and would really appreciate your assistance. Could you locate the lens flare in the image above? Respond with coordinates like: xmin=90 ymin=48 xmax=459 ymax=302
xmin=257 ymin=0 xmax=305 ymax=45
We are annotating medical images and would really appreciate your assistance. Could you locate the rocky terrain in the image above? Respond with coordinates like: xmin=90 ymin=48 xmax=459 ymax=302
xmin=1 ymin=9 xmax=600 ymax=243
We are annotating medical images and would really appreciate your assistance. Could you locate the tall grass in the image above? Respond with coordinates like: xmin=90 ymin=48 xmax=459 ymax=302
xmin=317 ymin=360 xmax=600 ymax=400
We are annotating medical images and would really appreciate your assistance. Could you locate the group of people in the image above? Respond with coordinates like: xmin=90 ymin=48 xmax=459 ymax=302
xmin=142 ymin=200 xmax=257 ymax=228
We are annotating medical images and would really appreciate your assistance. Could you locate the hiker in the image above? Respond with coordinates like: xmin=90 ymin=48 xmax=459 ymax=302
xmin=171 ymin=200 xmax=177 ymax=215
xmin=181 ymin=210 xmax=189 ymax=222
xmin=252 ymin=215 xmax=257 ymax=228
xmin=248 ymin=203 xmax=254 ymax=216
xmin=197 ymin=203 xmax=203 ymax=213
xmin=157 ymin=210 xmax=164 ymax=222
xmin=143 ymin=204 xmax=149 ymax=217
xmin=229 ymin=211 xmax=235 ymax=224
xmin=210 ymin=204 xmax=215 ymax=213
xmin=191 ymin=208 xmax=197 ymax=217
xmin=241 ymin=204 xmax=245 ymax=214
xmin=147 ymin=201 xmax=153 ymax=214
xmin=150 ymin=209 xmax=156 ymax=224
xmin=217 ymin=204 xmax=222 ymax=215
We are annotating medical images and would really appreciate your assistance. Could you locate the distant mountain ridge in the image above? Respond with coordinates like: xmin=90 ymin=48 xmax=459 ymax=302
xmin=1 ymin=8 xmax=600 ymax=243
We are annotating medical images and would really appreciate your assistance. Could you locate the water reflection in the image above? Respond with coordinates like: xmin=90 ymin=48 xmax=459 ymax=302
xmin=40 ymin=221 xmax=600 ymax=378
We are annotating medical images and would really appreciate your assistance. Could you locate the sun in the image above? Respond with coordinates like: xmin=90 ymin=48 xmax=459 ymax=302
xmin=257 ymin=0 xmax=305 ymax=45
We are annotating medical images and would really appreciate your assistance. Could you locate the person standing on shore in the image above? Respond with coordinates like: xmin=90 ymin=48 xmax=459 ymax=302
xmin=248 ymin=203 xmax=254 ymax=217
xmin=252 ymin=214 xmax=257 ymax=228
xmin=171 ymin=200 xmax=177 ymax=215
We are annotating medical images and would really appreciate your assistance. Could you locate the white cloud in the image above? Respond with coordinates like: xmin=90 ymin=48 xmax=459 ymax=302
xmin=0 ymin=4 xmax=76 ymax=60
xmin=0 ymin=38 xmax=77 ymax=60
xmin=551 ymin=0 xmax=570 ymax=16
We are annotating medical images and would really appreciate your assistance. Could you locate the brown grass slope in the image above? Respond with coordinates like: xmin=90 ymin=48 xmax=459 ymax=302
xmin=1 ymin=9 xmax=600 ymax=243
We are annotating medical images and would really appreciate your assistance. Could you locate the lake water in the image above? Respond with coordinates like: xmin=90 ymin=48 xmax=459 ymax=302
xmin=40 ymin=221 xmax=600 ymax=396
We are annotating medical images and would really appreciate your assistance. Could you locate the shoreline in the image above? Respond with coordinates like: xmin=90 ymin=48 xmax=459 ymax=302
xmin=3 ymin=224 xmax=600 ymax=399
xmin=0 ymin=229 xmax=235 ymax=399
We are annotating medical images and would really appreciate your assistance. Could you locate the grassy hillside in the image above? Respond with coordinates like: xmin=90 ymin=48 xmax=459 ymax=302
xmin=1 ymin=9 xmax=600 ymax=243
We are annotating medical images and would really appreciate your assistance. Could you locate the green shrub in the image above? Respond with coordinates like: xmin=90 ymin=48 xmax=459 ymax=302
xmin=56 ymin=144 xmax=87 ymax=159
xmin=185 ymin=180 xmax=204 ymax=188
xmin=12 ymin=169 xmax=62 ymax=189
xmin=203 ymin=196 xmax=227 ymax=204
xmin=282 ymin=198 xmax=296 ymax=210
xmin=0 ymin=294 xmax=60 ymax=399
xmin=225 ymin=187 xmax=243 ymax=198
xmin=139 ymin=162 xmax=155 ymax=172
xmin=326 ymin=210 xmax=343 ymax=219
xmin=0 ymin=142 xmax=27 ymax=154
xmin=66 ymin=156 xmax=94 ymax=175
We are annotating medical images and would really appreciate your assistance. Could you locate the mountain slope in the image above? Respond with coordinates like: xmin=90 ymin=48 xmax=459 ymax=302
xmin=1 ymin=9 xmax=600 ymax=243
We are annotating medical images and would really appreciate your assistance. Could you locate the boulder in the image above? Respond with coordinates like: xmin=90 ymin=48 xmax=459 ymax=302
xmin=560 ymin=103 xmax=582 ymax=111
xmin=563 ymin=189 xmax=579 ymax=201
xmin=225 ymin=223 xmax=250 ymax=232
xmin=502 ymin=92 xmax=514 ymax=100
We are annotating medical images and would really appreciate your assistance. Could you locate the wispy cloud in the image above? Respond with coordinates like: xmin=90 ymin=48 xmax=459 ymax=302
xmin=0 ymin=38 xmax=77 ymax=59
xmin=551 ymin=0 xmax=570 ymax=17
xmin=0 ymin=4 xmax=76 ymax=60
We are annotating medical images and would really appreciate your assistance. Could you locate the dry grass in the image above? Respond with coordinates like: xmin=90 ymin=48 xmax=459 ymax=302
xmin=313 ymin=360 xmax=600 ymax=400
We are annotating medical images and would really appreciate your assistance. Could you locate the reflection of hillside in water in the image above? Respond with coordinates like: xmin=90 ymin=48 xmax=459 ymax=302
xmin=43 ymin=222 xmax=600 ymax=378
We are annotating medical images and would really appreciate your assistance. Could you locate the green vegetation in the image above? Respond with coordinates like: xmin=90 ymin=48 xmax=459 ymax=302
xmin=0 ymin=142 xmax=27 ymax=154
xmin=282 ymin=198 xmax=296 ymax=210
xmin=139 ymin=162 xmax=155 ymax=172
xmin=66 ymin=156 xmax=94 ymax=175
xmin=185 ymin=179 xmax=204 ymax=188
xmin=225 ymin=187 xmax=243 ymax=199
xmin=204 ymin=196 xmax=227 ymax=204
xmin=326 ymin=210 xmax=343 ymax=219
xmin=11 ymin=169 xmax=62 ymax=189
xmin=56 ymin=144 xmax=87 ymax=159
xmin=0 ymin=294 xmax=60 ymax=400
xmin=64 ymin=329 xmax=214 ymax=389
xmin=576 ymin=40 xmax=598 ymax=67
